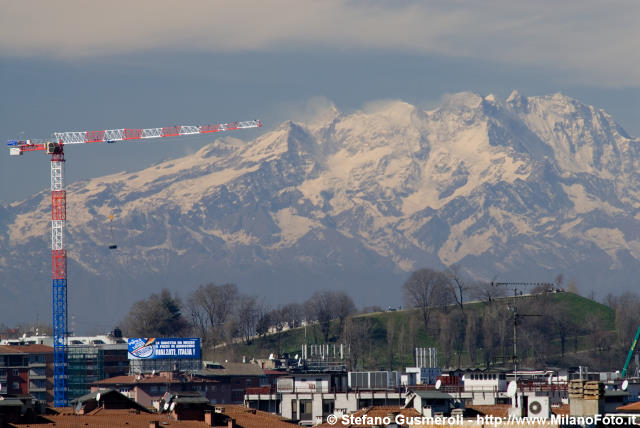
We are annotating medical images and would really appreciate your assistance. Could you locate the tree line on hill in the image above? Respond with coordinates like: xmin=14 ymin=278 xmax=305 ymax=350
xmin=119 ymin=284 xmax=357 ymax=348
xmin=111 ymin=266 xmax=640 ymax=371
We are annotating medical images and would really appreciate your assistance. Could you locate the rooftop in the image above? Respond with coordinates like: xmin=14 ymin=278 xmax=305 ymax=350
xmin=11 ymin=405 xmax=297 ymax=428
xmin=199 ymin=362 xmax=265 ymax=377
xmin=412 ymin=389 xmax=454 ymax=400
xmin=94 ymin=374 xmax=220 ymax=386
xmin=0 ymin=344 xmax=53 ymax=354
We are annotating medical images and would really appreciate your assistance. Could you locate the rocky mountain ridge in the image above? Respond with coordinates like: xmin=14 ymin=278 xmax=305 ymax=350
xmin=2 ymin=91 xmax=639 ymax=326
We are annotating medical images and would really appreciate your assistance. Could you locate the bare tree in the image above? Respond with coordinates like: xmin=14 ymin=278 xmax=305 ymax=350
xmin=342 ymin=316 xmax=373 ymax=370
xmin=236 ymin=295 xmax=263 ymax=344
xmin=280 ymin=303 xmax=305 ymax=329
xmin=255 ymin=309 xmax=272 ymax=337
xmin=471 ymin=280 xmax=506 ymax=303
xmin=188 ymin=283 xmax=239 ymax=343
xmin=386 ymin=317 xmax=397 ymax=370
xmin=187 ymin=298 xmax=208 ymax=340
xmin=403 ymin=268 xmax=451 ymax=332
xmin=332 ymin=291 xmax=357 ymax=333
xmin=307 ymin=290 xmax=356 ymax=342
xmin=446 ymin=264 xmax=470 ymax=313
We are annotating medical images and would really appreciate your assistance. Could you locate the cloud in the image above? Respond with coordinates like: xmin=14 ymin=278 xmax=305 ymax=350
xmin=1 ymin=0 xmax=638 ymax=86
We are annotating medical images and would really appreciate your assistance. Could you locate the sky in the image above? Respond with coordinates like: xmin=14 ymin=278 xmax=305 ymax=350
xmin=1 ymin=0 xmax=639 ymax=204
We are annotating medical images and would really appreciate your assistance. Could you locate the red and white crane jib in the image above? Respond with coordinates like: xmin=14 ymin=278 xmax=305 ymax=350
xmin=7 ymin=119 xmax=262 ymax=155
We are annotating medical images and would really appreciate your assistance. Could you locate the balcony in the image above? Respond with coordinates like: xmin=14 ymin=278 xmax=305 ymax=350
xmin=29 ymin=369 xmax=46 ymax=378
xmin=246 ymin=386 xmax=277 ymax=395
xmin=29 ymin=383 xmax=47 ymax=392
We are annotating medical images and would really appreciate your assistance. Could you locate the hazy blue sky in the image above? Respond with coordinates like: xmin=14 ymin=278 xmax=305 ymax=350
xmin=1 ymin=0 xmax=639 ymax=203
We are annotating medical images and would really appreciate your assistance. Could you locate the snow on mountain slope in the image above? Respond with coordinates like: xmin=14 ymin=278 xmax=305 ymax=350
xmin=2 ymin=91 xmax=640 ymax=325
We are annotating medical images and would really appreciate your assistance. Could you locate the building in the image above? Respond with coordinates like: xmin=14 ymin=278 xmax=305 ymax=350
xmin=67 ymin=342 xmax=129 ymax=401
xmin=198 ymin=362 xmax=267 ymax=404
xmin=1 ymin=333 xmax=130 ymax=403
xmin=405 ymin=390 xmax=455 ymax=416
xmin=10 ymin=393 xmax=296 ymax=428
xmin=0 ymin=345 xmax=53 ymax=403
xmin=92 ymin=372 xmax=221 ymax=409
xmin=247 ymin=370 xmax=406 ymax=425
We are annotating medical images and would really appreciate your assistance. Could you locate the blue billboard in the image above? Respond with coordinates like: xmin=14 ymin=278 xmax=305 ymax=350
xmin=127 ymin=338 xmax=201 ymax=360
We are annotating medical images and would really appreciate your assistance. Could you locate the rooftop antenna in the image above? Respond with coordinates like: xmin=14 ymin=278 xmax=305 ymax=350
xmin=491 ymin=281 xmax=547 ymax=385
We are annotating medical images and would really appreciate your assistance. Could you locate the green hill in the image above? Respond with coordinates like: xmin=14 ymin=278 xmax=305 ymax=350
xmin=207 ymin=292 xmax=620 ymax=371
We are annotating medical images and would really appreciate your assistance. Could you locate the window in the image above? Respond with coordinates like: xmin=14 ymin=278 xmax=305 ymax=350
xmin=150 ymin=385 xmax=158 ymax=393
xmin=300 ymin=400 xmax=312 ymax=420
xmin=291 ymin=399 xmax=297 ymax=420
xmin=0 ymin=369 xmax=6 ymax=377
xmin=322 ymin=399 xmax=334 ymax=417
xmin=12 ymin=382 xmax=20 ymax=391
xmin=12 ymin=369 xmax=19 ymax=376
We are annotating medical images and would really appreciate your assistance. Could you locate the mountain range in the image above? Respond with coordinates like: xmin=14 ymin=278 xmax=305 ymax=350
xmin=2 ymin=90 xmax=640 ymax=329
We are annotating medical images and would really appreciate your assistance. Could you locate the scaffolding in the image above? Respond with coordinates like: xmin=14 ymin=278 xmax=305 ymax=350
xmin=67 ymin=346 xmax=104 ymax=401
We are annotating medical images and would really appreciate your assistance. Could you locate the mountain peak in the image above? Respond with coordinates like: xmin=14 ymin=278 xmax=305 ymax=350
xmin=4 ymin=91 xmax=640 ymax=324
xmin=440 ymin=92 xmax=484 ymax=110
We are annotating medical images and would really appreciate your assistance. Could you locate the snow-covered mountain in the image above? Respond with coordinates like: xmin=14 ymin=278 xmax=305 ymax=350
xmin=3 ymin=91 xmax=640 ymax=326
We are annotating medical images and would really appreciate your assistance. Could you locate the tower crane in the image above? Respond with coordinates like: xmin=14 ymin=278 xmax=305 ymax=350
xmin=7 ymin=119 xmax=262 ymax=406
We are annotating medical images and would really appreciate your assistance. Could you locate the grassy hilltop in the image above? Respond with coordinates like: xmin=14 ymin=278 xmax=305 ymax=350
xmin=207 ymin=292 xmax=627 ymax=371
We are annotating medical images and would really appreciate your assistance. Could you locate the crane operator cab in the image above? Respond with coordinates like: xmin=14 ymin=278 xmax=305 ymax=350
xmin=108 ymin=214 xmax=118 ymax=250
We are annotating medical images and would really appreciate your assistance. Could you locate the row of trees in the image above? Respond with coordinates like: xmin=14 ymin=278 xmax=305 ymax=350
xmin=400 ymin=268 xmax=639 ymax=371
xmin=119 ymin=267 xmax=640 ymax=372
xmin=121 ymin=284 xmax=357 ymax=347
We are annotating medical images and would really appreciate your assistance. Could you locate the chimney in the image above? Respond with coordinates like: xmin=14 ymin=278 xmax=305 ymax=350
xmin=204 ymin=410 xmax=213 ymax=427
xmin=227 ymin=418 xmax=236 ymax=428
xmin=149 ymin=421 xmax=160 ymax=428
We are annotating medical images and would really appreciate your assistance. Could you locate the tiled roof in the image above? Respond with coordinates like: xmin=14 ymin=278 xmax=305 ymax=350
xmin=263 ymin=369 xmax=287 ymax=375
xmin=220 ymin=404 xmax=297 ymax=428
xmin=11 ymin=409 xmax=208 ymax=427
xmin=552 ymin=404 xmax=570 ymax=416
xmin=94 ymin=374 xmax=220 ymax=385
xmin=0 ymin=344 xmax=53 ymax=354
xmin=466 ymin=404 xmax=511 ymax=419
xmin=12 ymin=405 xmax=297 ymax=428
xmin=617 ymin=401 xmax=640 ymax=412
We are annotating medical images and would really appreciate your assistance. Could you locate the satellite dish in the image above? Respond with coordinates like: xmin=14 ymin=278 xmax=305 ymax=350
xmin=622 ymin=380 xmax=629 ymax=391
xmin=294 ymin=354 xmax=299 ymax=360
xmin=152 ymin=369 xmax=156 ymax=375
xmin=548 ymin=375 xmax=553 ymax=385
xmin=435 ymin=379 xmax=442 ymax=390
xmin=268 ymin=353 xmax=274 ymax=360
xmin=163 ymin=402 xmax=169 ymax=411
xmin=170 ymin=402 xmax=176 ymax=411
xmin=96 ymin=392 xmax=101 ymax=402
xmin=506 ymin=381 xmax=517 ymax=397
